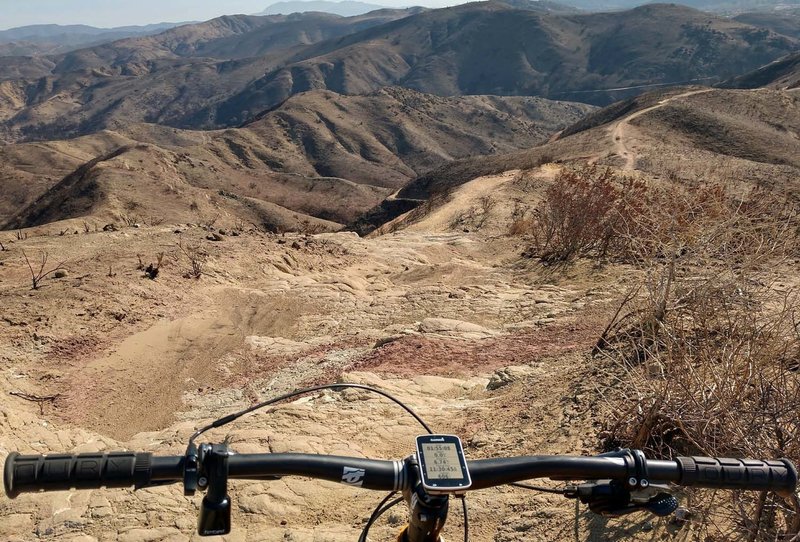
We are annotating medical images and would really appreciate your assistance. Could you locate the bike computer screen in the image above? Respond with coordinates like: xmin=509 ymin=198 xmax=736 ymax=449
xmin=415 ymin=435 xmax=472 ymax=494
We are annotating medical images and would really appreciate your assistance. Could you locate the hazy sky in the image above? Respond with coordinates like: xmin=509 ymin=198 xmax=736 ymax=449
xmin=0 ymin=0 xmax=457 ymax=30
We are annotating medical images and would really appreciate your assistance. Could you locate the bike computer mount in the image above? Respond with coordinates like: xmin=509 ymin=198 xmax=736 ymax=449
xmin=415 ymin=435 xmax=472 ymax=494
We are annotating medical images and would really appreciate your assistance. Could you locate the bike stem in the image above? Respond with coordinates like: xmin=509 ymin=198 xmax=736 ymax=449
xmin=399 ymin=456 xmax=449 ymax=542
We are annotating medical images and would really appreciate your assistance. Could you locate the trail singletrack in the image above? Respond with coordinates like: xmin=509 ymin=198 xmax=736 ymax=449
xmin=610 ymin=89 xmax=714 ymax=171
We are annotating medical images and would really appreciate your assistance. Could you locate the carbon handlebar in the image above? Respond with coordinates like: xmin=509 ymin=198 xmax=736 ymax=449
xmin=5 ymin=451 xmax=797 ymax=499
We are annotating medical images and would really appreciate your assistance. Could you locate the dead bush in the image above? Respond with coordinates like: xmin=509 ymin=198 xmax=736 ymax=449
xmin=178 ymin=239 xmax=206 ymax=279
xmin=507 ymin=200 xmax=535 ymax=236
xmin=300 ymin=219 xmax=328 ymax=235
xmin=595 ymin=185 xmax=800 ymax=540
xmin=529 ymin=165 xmax=799 ymax=267
xmin=22 ymin=250 xmax=66 ymax=290
xmin=449 ymin=207 xmax=478 ymax=230
xmin=199 ymin=214 xmax=219 ymax=231
xmin=119 ymin=213 xmax=139 ymax=227
xmin=611 ymin=184 xmax=798 ymax=266
xmin=600 ymin=280 xmax=800 ymax=540
xmin=528 ymin=165 xmax=642 ymax=262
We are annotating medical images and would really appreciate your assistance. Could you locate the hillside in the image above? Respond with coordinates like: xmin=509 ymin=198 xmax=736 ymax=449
xmin=239 ymin=87 xmax=593 ymax=185
xmin=351 ymin=86 xmax=800 ymax=234
xmin=733 ymin=9 xmax=800 ymax=38
xmin=0 ymin=3 xmax=796 ymax=143
xmin=722 ymin=51 xmax=800 ymax=89
xmin=0 ymin=87 xmax=592 ymax=230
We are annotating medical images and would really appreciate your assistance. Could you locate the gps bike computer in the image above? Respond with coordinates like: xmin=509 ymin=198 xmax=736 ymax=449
xmin=415 ymin=434 xmax=472 ymax=494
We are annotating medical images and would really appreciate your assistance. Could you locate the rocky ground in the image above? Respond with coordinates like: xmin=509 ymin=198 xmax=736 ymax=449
xmin=0 ymin=163 xmax=728 ymax=541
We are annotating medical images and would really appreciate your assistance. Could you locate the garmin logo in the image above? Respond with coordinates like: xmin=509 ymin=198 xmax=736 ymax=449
xmin=430 ymin=437 xmax=445 ymax=442
xmin=342 ymin=467 xmax=366 ymax=487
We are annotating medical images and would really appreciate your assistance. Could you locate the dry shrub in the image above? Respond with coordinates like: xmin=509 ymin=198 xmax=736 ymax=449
xmin=612 ymin=184 xmax=798 ymax=265
xmin=118 ymin=213 xmax=139 ymax=227
xmin=508 ymin=217 xmax=535 ymax=236
xmin=299 ymin=219 xmax=328 ymax=235
xmin=447 ymin=196 xmax=497 ymax=231
xmin=527 ymin=165 xmax=798 ymax=266
xmin=177 ymin=237 xmax=206 ymax=279
xmin=595 ymin=183 xmax=800 ymax=540
xmin=507 ymin=200 xmax=535 ymax=236
xmin=22 ymin=250 xmax=66 ymax=290
xmin=527 ymin=165 xmax=644 ymax=262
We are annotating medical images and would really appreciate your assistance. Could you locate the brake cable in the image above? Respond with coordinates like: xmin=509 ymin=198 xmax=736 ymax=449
xmin=187 ymin=383 xmax=480 ymax=541
xmin=188 ymin=383 xmax=434 ymax=445
xmin=460 ymin=496 xmax=469 ymax=542
xmin=510 ymin=482 xmax=570 ymax=495
xmin=358 ymin=492 xmax=403 ymax=542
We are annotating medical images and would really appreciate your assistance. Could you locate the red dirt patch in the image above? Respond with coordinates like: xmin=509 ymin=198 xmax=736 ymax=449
xmin=43 ymin=333 xmax=105 ymax=364
xmin=348 ymin=314 xmax=607 ymax=378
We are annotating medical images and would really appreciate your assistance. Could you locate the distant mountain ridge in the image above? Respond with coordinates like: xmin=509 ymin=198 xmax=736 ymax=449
xmin=259 ymin=1 xmax=392 ymax=16
xmin=733 ymin=10 xmax=800 ymax=38
xmin=0 ymin=2 xmax=797 ymax=143
xmin=0 ymin=22 xmax=191 ymax=57
xmin=721 ymin=51 xmax=800 ymax=88
xmin=562 ymin=0 xmax=799 ymax=14
xmin=208 ymin=2 xmax=799 ymax=113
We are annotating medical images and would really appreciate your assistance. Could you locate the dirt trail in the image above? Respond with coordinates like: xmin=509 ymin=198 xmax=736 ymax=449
xmin=610 ymin=89 xmax=714 ymax=170
xmin=59 ymin=291 xmax=271 ymax=439
xmin=0 ymin=209 xmax=634 ymax=540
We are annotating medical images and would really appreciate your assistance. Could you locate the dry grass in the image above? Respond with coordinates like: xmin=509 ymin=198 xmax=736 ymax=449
xmin=588 ymin=179 xmax=800 ymax=540
xmin=177 ymin=239 xmax=206 ymax=279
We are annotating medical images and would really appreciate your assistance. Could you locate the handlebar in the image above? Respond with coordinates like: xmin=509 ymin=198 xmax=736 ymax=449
xmin=5 ymin=451 xmax=797 ymax=499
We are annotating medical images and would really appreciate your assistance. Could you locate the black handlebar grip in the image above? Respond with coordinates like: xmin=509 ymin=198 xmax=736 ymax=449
xmin=677 ymin=456 xmax=798 ymax=498
xmin=4 ymin=452 xmax=153 ymax=498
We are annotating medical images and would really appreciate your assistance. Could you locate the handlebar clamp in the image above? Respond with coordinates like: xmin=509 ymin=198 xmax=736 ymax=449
xmin=197 ymin=443 xmax=232 ymax=537
xmin=600 ymin=448 xmax=650 ymax=490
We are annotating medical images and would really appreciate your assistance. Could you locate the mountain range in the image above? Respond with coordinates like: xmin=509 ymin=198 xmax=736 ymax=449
xmin=564 ymin=0 xmax=799 ymax=13
xmin=258 ymin=1 xmax=393 ymax=16
xmin=0 ymin=87 xmax=592 ymax=231
xmin=0 ymin=23 xmax=189 ymax=57
xmin=1 ymin=1 xmax=799 ymax=236
xmin=0 ymin=2 xmax=797 ymax=145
